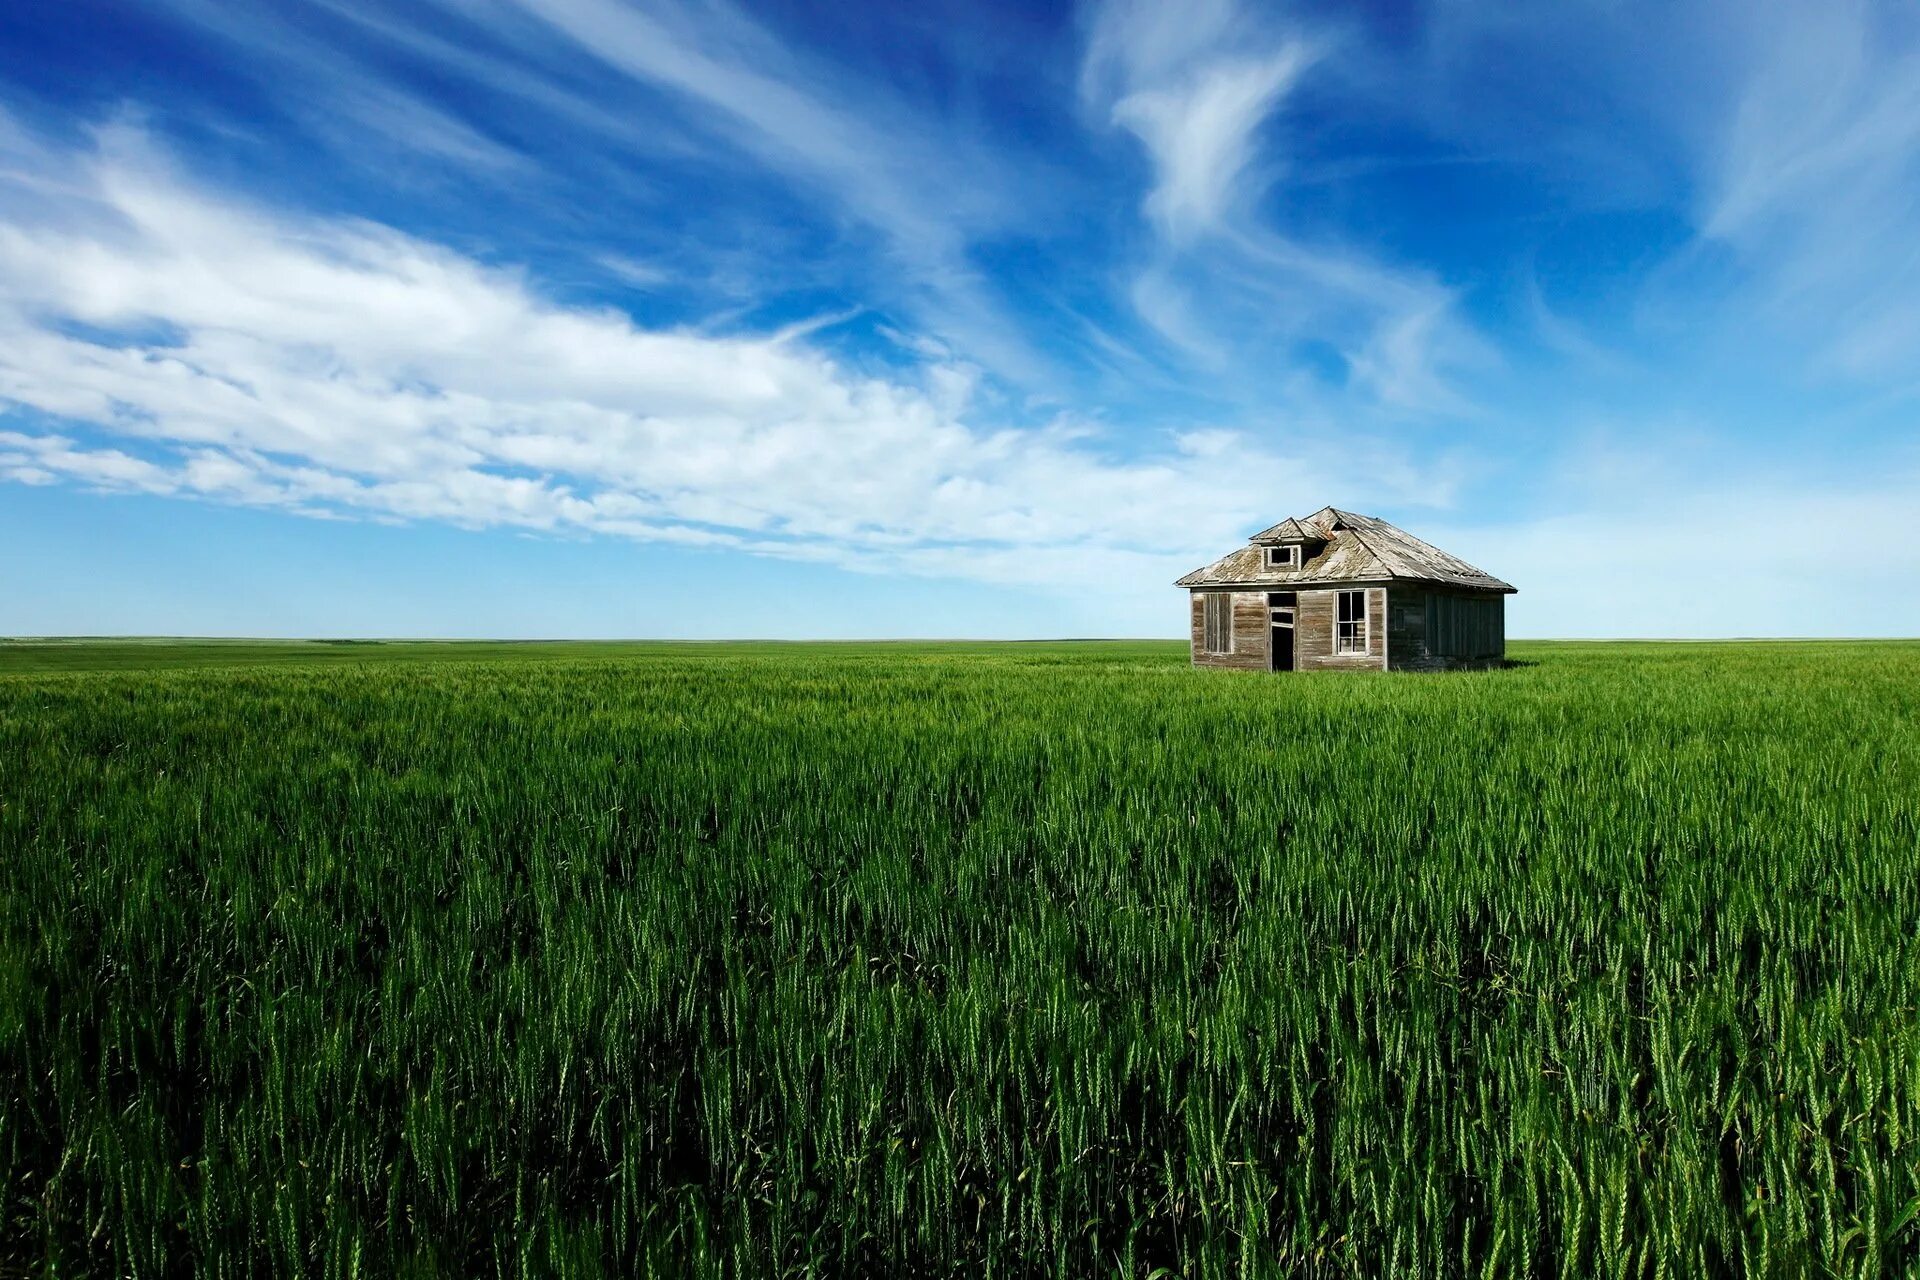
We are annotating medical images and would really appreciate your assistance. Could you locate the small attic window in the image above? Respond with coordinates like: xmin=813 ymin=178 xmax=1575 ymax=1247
xmin=1265 ymin=544 xmax=1299 ymax=569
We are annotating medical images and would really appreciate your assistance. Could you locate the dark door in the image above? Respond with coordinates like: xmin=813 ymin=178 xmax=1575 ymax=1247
xmin=1269 ymin=608 xmax=1295 ymax=671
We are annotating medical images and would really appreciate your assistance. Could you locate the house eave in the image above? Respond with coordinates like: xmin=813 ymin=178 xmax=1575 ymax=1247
xmin=1178 ymin=577 xmax=1517 ymax=594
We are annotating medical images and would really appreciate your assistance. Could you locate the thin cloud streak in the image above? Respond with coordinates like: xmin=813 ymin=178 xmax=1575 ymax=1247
xmin=1389 ymin=0 xmax=1920 ymax=391
xmin=1110 ymin=46 xmax=1316 ymax=243
xmin=1695 ymin=2 xmax=1920 ymax=379
xmin=141 ymin=0 xmax=1070 ymax=390
xmin=1078 ymin=0 xmax=1478 ymax=414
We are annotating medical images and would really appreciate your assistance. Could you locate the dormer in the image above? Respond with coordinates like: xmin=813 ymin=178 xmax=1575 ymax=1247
xmin=1262 ymin=542 xmax=1303 ymax=570
xmin=1249 ymin=515 xmax=1327 ymax=570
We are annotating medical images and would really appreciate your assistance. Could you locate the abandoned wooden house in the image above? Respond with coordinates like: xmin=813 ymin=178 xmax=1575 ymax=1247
xmin=1177 ymin=507 xmax=1516 ymax=672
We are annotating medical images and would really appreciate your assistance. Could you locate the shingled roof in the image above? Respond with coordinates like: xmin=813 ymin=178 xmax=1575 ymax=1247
xmin=1248 ymin=516 xmax=1328 ymax=544
xmin=1176 ymin=507 xmax=1516 ymax=592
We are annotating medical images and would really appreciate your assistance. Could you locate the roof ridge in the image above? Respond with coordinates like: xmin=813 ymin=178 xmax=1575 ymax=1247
xmin=1323 ymin=509 xmax=1407 ymax=578
xmin=1250 ymin=514 xmax=1328 ymax=543
xmin=1178 ymin=505 xmax=1515 ymax=592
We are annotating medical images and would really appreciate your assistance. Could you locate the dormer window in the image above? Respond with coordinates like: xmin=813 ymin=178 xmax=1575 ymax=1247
xmin=1264 ymin=544 xmax=1300 ymax=570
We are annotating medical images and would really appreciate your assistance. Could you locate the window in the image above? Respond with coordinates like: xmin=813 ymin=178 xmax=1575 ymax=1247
xmin=1335 ymin=589 xmax=1368 ymax=655
xmin=1202 ymin=593 xmax=1234 ymax=654
xmin=1266 ymin=591 xmax=1296 ymax=607
xmin=1264 ymin=544 xmax=1299 ymax=569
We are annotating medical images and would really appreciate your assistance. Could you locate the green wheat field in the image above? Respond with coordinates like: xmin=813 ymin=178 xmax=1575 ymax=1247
xmin=3 ymin=638 xmax=1918 ymax=1277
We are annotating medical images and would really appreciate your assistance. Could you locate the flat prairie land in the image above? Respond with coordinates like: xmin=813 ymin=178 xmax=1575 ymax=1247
xmin=3 ymin=639 xmax=1918 ymax=1276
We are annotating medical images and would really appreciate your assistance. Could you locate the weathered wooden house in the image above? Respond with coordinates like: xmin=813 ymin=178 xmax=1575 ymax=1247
xmin=1177 ymin=507 xmax=1515 ymax=672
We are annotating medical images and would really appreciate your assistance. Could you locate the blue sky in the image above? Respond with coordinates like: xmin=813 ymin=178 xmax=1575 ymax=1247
xmin=0 ymin=0 xmax=1916 ymax=638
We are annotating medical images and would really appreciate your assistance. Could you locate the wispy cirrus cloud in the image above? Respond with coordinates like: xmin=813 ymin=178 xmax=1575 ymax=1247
xmin=1692 ymin=1 xmax=1920 ymax=381
xmin=1078 ymin=0 xmax=1479 ymax=413
xmin=485 ymin=0 xmax=1010 ymax=254
xmin=469 ymin=0 xmax=1072 ymax=384
xmin=1085 ymin=0 xmax=1317 ymax=244
xmin=127 ymin=0 xmax=536 ymax=177
xmin=140 ymin=0 xmax=1074 ymax=388
xmin=1391 ymin=0 xmax=1920 ymax=393
xmin=0 ymin=124 xmax=1446 ymax=586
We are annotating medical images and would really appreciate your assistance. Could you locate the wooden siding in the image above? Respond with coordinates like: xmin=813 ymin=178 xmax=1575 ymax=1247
xmin=1386 ymin=586 xmax=1506 ymax=671
xmin=1294 ymin=587 xmax=1386 ymax=672
xmin=1386 ymin=586 xmax=1426 ymax=671
xmin=1186 ymin=586 xmax=1491 ymax=675
xmin=1188 ymin=591 xmax=1270 ymax=671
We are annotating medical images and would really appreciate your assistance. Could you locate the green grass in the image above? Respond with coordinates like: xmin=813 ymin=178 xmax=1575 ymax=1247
xmin=0 ymin=637 xmax=1084 ymax=675
xmin=3 ymin=639 xmax=1918 ymax=1276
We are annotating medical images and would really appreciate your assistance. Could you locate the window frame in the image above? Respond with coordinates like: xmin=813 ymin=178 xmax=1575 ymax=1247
xmin=1264 ymin=544 xmax=1299 ymax=570
xmin=1334 ymin=588 xmax=1369 ymax=656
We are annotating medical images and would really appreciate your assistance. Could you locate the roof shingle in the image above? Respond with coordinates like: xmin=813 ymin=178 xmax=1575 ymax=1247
xmin=1176 ymin=507 xmax=1515 ymax=592
xmin=1248 ymin=516 xmax=1328 ymax=544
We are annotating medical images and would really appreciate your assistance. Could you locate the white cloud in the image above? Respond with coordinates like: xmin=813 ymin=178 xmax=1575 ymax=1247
xmin=1079 ymin=0 xmax=1476 ymax=413
xmin=1694 ymin=2 xmax=1920 ymax=380
xmin=0 ymin=127 xmax=1442 ymax=588
xmin=1409 ymin=414 xmax=1920 ymax=637
xmin=144 ymin=0 xmax=532 ymax=177
xmin=1344 ymin=299 xmax=1481 ymax=415
xmin=137 ymin=0 xmax=1070 ymax=390
xmin=1111 ymin=48 xmax=1313 ymax=243
xmin=1389 ymin=0 xmax=1920 ymax=390
xmin=1084 ymin=0 xmax=1314 ymax=242
xmin=1438 ymin=480 xmax=1920 ymax=638
xmin=490 ymin=0 xmax=987 ymax=253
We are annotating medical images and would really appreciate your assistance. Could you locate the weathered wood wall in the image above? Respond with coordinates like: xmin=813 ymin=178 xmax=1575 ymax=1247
xmin=1188 ymin=591 xmax=1270 ymax=671
xmin=1386 ymin=587 xmax=1506 ymax=671
xmin=1294 ymin=587 xmax=1386 ymax=672
xmin=1386 ymin=588 xmax=1427 ymax=671
xmin=1188 ymin=585 xmax=1508 ymax=673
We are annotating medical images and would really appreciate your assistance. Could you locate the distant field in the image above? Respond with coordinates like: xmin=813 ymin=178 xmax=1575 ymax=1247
xmin=0 ymin=636 xmax=1093 ymax=674
xmin=3 ymin=640 xmax=1918 ymax=1275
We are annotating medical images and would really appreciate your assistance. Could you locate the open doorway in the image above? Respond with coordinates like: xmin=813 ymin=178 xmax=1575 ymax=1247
xmin=1267 ymin=592 xmax=1296 ymax=672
